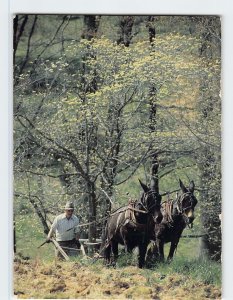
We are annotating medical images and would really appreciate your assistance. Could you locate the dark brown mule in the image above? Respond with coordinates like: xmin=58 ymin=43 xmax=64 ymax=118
xmin=103 ymin=180 xmax=162 ymax=268
xmin=149 ymin=179 xmax=198 ymax=263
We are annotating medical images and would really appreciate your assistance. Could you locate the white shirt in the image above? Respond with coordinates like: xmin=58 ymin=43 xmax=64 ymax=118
xmin=48 ymin=213 xmax=79 ymax=241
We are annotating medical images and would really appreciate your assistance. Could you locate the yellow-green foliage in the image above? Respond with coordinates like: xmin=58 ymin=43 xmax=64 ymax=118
xmin=16 ymin=35 xmax=219 ymax=181
xmin=31 ymin=35 xmax=219 ymax=142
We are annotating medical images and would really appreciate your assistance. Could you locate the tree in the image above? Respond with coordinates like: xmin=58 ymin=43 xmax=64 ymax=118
xmin=14 ymin=16 xmax=221 ymax=255
xmin=117 ymin=16 xmax=135 ymax=47
xmin=192 ymin=16 xmax=221 ymax=260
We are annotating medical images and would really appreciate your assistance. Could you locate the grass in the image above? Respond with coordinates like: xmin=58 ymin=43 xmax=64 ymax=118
xmin=16 ymin=213 xmax=199 ymax=259
xmin=152 ymin=257 xmax=221 ymax=286
xmin=15 ymin=213 xmax=54 ymax=261
xmin=15 ymin=213 xmax=217 ymax=260
xmin=114 ymin=251 xmax=221 ymax=287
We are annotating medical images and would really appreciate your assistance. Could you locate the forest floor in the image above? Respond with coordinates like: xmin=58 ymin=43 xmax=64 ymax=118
xmin=14 ymin=255 xmax=221 ymax=300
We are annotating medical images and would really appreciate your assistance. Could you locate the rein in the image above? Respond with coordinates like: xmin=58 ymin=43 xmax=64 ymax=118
xmin=114 ymin=197 xmax=154 ymax=232
xmin=110 ymin=204 xmax=147 ymax=217
xmin=128 ymin=206 xmax=148 ymax=214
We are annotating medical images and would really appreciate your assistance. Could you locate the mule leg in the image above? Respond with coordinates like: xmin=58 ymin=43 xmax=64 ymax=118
xmin=120 ymin=227 xmax=133 ymax=254
xmin=111 ymin=241 xmax=119 ymax=265
xmin=125 ymin=243 xmax=133 ymax=253
xmin=152 ymin=243 xmax=159 ymax=260
xmin=138 ymin=242 xmax=148 ymax=268
xmin=167 ymin=240 xmax=179 ymax=262
xmin=104 ymin=243 xmax=111 ymax=266
xmin=146 ymin=242 xmax=159 ymax=267
xmin=156 ymin=239 xmax=165 ymax=262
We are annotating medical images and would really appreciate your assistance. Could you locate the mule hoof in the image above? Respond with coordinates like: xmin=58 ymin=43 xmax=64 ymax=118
xmin=104 ymin=260 xmax=117 ymax=268
xmin=105 ymin=262 xmax=112 ymax=268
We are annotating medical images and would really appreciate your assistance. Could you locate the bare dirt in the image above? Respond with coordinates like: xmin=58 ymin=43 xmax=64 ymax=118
xmin=14 ymin=257 xmax=221 ymax=299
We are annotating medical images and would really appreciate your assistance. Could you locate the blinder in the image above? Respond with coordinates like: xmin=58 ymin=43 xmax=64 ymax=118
xmin=176 ymin=191 xmax=197 ymax=225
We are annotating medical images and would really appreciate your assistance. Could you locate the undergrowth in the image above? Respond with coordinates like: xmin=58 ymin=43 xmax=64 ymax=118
xmin=86 ymin=251 xmax=221 ymax=287
xmin=152 ymin=257 xmax=221 ymax=286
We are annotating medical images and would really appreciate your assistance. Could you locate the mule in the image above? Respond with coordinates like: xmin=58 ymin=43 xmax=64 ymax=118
xmin=149 ymin=179 xmax=198 ymax=263
xmin=103 ymin=180 xmax=162 ymax=268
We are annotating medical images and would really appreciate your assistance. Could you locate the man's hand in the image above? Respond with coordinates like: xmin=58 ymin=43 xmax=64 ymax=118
xmin=46 ymin=237 xmax=51 ymax=243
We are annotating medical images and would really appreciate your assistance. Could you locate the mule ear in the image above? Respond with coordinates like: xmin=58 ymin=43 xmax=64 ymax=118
xmin=138 ymin=179 xmax=149 ymax=193
xmin=189 ymin=181 xmax=195 ymax=193
xmin=179 ymin=179 xmax=188 ymax=193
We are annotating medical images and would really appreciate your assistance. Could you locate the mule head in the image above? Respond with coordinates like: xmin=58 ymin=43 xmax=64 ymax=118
xmin=138 ymin=179 xmax=162 ymax=223
xmin=178 ymin=179 xmax=198 ymax=225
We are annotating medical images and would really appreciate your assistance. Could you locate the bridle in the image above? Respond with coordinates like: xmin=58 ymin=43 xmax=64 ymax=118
xmin=126 ymin=190 xmax=161 ymax=227
xmin=139 ymin=190 xmax=161 ymax=214
xmin=175 ymin=191 xmax=197 ymax=227
xmin=176 ymin=192 xmax=195 ymax=213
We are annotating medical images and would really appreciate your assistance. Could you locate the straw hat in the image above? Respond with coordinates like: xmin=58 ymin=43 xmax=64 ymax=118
xmin=64 ymin=201 xmax=74 ymax=210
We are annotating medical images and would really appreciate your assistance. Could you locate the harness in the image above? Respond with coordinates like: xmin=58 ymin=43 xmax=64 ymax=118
xmin=161 ymin=200 xmax=174 ymax=224
xmin=161 ymin=192 xmax=195 ymax=228
xmin=163 ymin=192 xmax=196 ymax=228
xmin=105 ymin=191 xmax=161 ymax=247
xmin=103 ymin=199 xmax=153 ymax=255
xmin=118 ymin=199 xmax=148 ymax=231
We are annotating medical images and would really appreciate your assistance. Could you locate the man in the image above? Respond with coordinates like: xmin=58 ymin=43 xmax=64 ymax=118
xmin=47 ymin=201 xmax=80 ymax=259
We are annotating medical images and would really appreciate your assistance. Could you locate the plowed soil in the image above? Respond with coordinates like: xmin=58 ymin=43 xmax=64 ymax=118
xmin=14 ymin=257 xmax=221 ymax=299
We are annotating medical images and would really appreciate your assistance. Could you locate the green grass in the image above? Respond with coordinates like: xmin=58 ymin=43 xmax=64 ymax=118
xmin=15 ymin=213 xmax=54 ymax=261
xmin=168 ymin=257 xmax=221 ymax=285
xmin=96 ymin=251 xmax=221 ymax=287
xmin=147 ymin=257 xmax=221 ymax=286
xmin=15 ymin=213 xmax=200 ymax=261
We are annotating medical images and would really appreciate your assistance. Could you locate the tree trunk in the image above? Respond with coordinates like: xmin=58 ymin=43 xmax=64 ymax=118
xmin=147 ymin=16 xmax=159 ymax=192
xmin=86 ymin=180 xmax=97 ymax=253
xmin=150 ymin=153 xmax=159 ymax=193
xmin=147 ymin=16 xmax=156 ymax=46
xmin=195 ymin=16 xmax=221 ymax=261
xmin=117 ymin=16 xmax=134 ymax=47
xmin=82 ymin=15 xmax=100 ymax=40
xmin=81 ymin=15 xmax=101 ymax=244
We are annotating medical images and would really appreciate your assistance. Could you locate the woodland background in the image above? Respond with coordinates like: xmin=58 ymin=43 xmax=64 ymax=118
xmin=13 ymin=15 xmax=221 ymax=262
